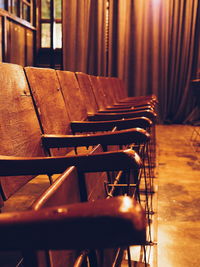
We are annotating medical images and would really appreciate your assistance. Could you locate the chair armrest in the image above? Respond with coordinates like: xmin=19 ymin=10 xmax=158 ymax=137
xmin=88 ymin=109 xmax=157 ymax=122
xmin=0 ymin=149 xmax=142 ymax=175
xmin=117 ymin=95 xmax=158 ymax=104
xmin=70 ymin=117 xmax=152 ymax=133
xmin=99 ymin=105 xmax=153 ymax=113
xmin=0 ymin=196 xmax=146 ymax=250
xmin=42 ymin=128 xmax=150 ymax=148
xmin=109 ymin=101 xmax=153 ymax=108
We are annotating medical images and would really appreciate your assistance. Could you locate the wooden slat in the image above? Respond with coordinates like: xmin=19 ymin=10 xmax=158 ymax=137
xmin=25 ymin=67 xmax=72 ymax=156
xmin=56 ymin=70 xmax=88 ymax=121
xmin=0 ymin=63 xmax=45 ymax=199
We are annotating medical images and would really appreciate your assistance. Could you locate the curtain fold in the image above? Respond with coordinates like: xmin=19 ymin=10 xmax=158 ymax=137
xmin=62 ymin=0 xmax=200 ymax=123
xmin=62 ymin=0 xmax=107 ymax=75
xmin=108 ymin=0 xmax=200 ymax=123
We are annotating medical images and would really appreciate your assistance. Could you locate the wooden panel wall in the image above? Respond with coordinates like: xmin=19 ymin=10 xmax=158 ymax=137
xmin=8 ymin=21 xmax=26 ymax=65
xmin=26 ymin=28 xmax=34 ymax=66
xmin=0 ymin=11 xmax=35 ymax=66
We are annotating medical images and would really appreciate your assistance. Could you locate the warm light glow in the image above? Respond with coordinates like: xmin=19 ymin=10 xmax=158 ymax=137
xmin=119 ymin=196 xmax=133 ymax=212
xmin=152 ymin=0 xmax=161 ymax=5
xmin=56 ymin=208 xmax=68 ymax=214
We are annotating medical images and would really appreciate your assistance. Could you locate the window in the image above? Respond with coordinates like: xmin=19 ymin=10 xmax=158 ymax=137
xmin=0 ymin=0 xmax=33 ymax=24
xmin=40 ymin=0 xmax=62 ymax=49
xmin=22 ymin=1 xmax=31 ymax=22
xmin=0 ymin=0 xmax=5 ymax=9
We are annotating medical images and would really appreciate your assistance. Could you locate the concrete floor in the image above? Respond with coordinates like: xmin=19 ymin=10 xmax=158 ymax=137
xmin=156 ymin=125 xmax=200 ymax=267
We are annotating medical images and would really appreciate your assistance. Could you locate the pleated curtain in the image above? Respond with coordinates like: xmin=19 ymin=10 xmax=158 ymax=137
xmin=108 ymin=0 xmax=200 ymax=123
xmin=62 ymin=0 xmax=200 ymax=123
xmin=62 ymin=0 xmax=108 ymax=75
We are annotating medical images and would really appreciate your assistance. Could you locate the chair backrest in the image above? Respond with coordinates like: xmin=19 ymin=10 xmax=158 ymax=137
xmin=106 ymin=77 xmax=122 ymax=103
xmin=25 ymin=67 xmax=109 ymax=203
xmin=25 ymin=67 xmax=74 ymax=156
xmin=56 ymin=70 xmax=88 ymax=121
xmin=75 ymin=72 xmax=99 ymax=114
xmin=0 ymin=63 xmax=46 ymax=199
xmin=89 ymin=74 xmax=107 ymax=110
xmin=25 ymin=67 xmax=72 ymax=136
xmin=116 ymin=77 xmax=128 ymax=99
xmin=98 ymin=76 xmax=116 ymax=106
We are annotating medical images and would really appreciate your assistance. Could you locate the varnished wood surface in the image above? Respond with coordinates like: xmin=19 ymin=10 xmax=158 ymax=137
xmin=56 ymin=70 xmax=88 ymax=121
xmin=0 ymin=63 xmax=150 ymax=266
xmin=42 ymin=127 xmax=150 ymax=148
xmin=89 ymin=74 xmax=107 ymax=110
xmin=57 ymin=70 xmax=153 ymax=133
xmin=91 ymin=75 xmax=155 ymax=112
xmin=76 ymin=72 xmax=99 ymax=114
xmin=70 ymin=117 xmax=152 ymax=133
xmin=32 ymin=166 xmax=81 ymax=267
xmin=0 ymin=63 xmax=45 ymax=199
xmin=25 ymin=67 xmax=71 ymax=136
xmin=0 ymin=148 xmax=142 ymax=174
xmin=0 ymin=62 xmax=153 ymax=201
xmin=88 ymin=109 xmax=157 ymax=122
xmin=25 ymin=67 xmax=72 ymax=156
xmin=0 ymin=196 xmax=146 ymax=250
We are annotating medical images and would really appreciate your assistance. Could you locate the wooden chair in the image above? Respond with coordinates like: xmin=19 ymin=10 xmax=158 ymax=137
xmin=55 ymin=69 xmax=154 ymax=243
xmin=110 ymin=76 xmax=158 ymax=105
xmin=56 ymin=70 xmax=155 ymax=196
xmin=55 ymin=70 xmax=152 ymax=140
xmin=74 ymin=71 xmax=156 ymax=193
xmin=0 ymin=62 xmax=142 ymax=205
xmin=89 ymin=75 xmax=154 ymax=112
xmin=0 ymin=193 xmax=146 ymax=267
xmin=95 ymin=75 xmax=157 ymax=180
xmin=24 ymin=67 xmax=150 ymax=155
xmin=0 ymin=139 xmax=145 ymax=265
xmin=75 ymin=72 xmax=157 ymax=122
xmin=55 ymin=69 xmax=154 ymax=202
xmin=25 ymin=66 xmax=154 ymax=230
xmin=30 ymin=166 xmax=146 ymax=267
xmin=25 ymin=67 xmax=153 ymax=211
xmin=0 ymin=62 xmax=148 ymax=265
xmin=101 ymin=76 xmax=156 ymax=109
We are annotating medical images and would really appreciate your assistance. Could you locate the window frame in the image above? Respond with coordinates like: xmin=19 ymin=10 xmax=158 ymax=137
xmin=39 ymin=0 xmax=62 ymax=49
xmin=0 ymin=0 xmax=34 ymax=25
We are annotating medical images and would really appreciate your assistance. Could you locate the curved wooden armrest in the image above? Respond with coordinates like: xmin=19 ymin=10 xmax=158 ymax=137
xmin=118 ymin=94 xmax=158 ymax=104
xmin=70 ymin=117 xmax=152 ymax=133
xmin=0 ymin=196 xmax=146 ymax=250
xmin=42 ymin=128 xmax=150 ymax=148
xmin=0 ymin=149 xmax=142 ymax=176
xmin=88 ymin=109 xmax=157 ymax=122
xmin=105 ymin=104 xmax=153 ymax=111
xmin=98 ymin=105 xmax=154 ymax=113
xmin=111 ymin=100 xmax=153 ymax=107
xmin=107 ymin=103 xmax=134 ymax=109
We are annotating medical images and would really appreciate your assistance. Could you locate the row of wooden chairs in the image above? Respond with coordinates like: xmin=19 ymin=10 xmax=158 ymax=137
xmin=0 ymin=62 xmax=158 ymax=266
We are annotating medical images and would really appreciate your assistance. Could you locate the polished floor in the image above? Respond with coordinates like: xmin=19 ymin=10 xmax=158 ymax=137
xmin=157 ymin=124 xmax=200 ymax=267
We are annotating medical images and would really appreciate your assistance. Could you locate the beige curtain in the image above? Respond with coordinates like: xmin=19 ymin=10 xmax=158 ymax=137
xmin=108 ymin=0 xmax=200 ymax=123
xmin=62 ymin=0 xmax=108 ymax=75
